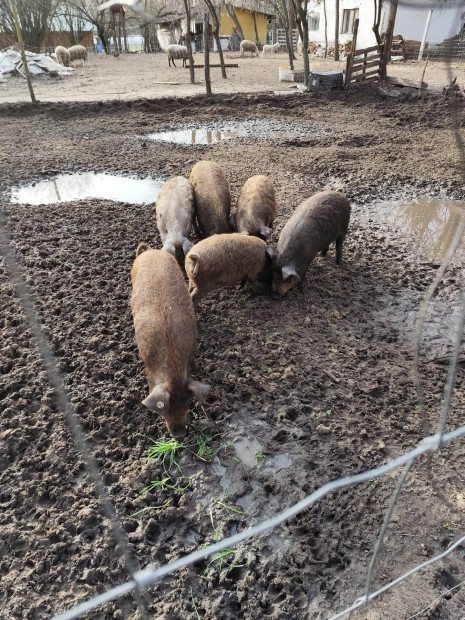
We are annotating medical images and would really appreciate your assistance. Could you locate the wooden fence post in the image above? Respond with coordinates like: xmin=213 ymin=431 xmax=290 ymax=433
xmin=12 ymin=0 xmax=36 ymax=104
xmin=344 ymin=17 xmax=358 ymax=88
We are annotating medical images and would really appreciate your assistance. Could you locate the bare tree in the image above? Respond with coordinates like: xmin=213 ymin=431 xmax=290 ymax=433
xmin=65 ymin=0 xmax=110 ymax=52
xmin=203 ymin=11 xmax=212 ymax=94
xmin=222 ymin=1 xmax=244 ymax=40
xmin=182 ymin=0 xmax=195 ymax=83
xmin=291 ymin=0 xmax=309 ymax=85
xmin=334 ymin=0 xmax=339 ymax=60
xmin=55 ymin=4 xmax=92 ymax=46
xmin=373 ymin=0 xmax=383 ymax=45
xmin=270 ymin=0 xmax=295 ymax=69
xmin=0 ymin=0 xmax=59 ymax=51
xmin=204 ymin=0 xmax=227 ymax=78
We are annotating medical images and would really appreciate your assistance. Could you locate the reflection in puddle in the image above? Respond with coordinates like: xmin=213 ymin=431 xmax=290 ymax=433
xmin=146 ymin=120 xmax=321 ymax=145
xmin=10 ymin=173 xmax=162 ymax=206
xmin=147 ymin=128 xmax=236 ymax=145
xmin=366 ymin=197 xmax=465 ymax=261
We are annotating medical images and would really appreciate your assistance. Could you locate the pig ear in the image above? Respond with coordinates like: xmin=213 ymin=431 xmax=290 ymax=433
xmin=142 ymin=384 xmax=170 ymax=415
xmin=186 ymin=379 xmax=210 ymax=403
xmin=260 ymin=226 xmax=272 ymax=241
xmin=266 ymin=246 xmax=276 ymax=261
xmin=136 ymin=242 xmax=150 ymax=257
xmin=282 ymin=265 xmax=298 ymax=281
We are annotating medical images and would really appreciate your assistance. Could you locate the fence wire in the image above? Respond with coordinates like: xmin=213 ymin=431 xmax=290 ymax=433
xmin=1 ymin=1 xmax=465 ymax=619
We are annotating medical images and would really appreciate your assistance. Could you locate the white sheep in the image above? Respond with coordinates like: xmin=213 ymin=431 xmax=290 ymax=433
xmin=261 ymin=43 xmax=279 ymax=58
xmin=240 ymin=40 xmax=259 ymax=58
xmin=55 ymin=45 xmax=70 ymax=67
xmin=167 ymin=44 xmax=189 ymax=68
xmin=68 ymin=44 xmax=88 ymax=66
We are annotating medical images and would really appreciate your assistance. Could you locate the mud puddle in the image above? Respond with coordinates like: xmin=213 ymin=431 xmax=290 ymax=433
xmin=146 ymin=119 xmax=327 ymax=144
xmin=363 ymin=196 xmax=465 ymax=261
xmin=10 ymin=172 xmax=162 ymax=206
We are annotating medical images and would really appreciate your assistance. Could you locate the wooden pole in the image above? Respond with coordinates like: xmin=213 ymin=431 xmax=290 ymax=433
xmin=12 ymin=0 xmax=36 ymax=103
xmin=344 ymin=17 xmax=358 ymax=88
xmin=204 ymin=12 xmax=212 ymax=95
xmin=334 ymin=0 xmax=340 ymax=61
xmin=380 ymin=17 xmax=394 ymax=80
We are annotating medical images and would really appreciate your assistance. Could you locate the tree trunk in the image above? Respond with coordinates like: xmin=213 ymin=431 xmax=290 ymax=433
xmin=372 ymin=0 xmax=382 ymax=45
xmin=97 ymin=24 xmax=109 ymax=54
xmin=205 ymin=0 xmax=226 ymax=78
xmin=182 ymin=0 xmax=195 ymax=84
xmin=122 ymin=11 xmax=128 ymax=53
xmin=287 ymin=0 xmax=296 ymax=59
xmin=323 ymin=0 xmax=328 ymax=57
xmin=224 ymin=3 xmax=244 ymax=40
xmin=204 ymin=12 xmax=212 ymax=95
xmin=334 ymin=0 xmax=339 ymax=61
xmin=12 ymin=0 xmax=36 ymax=103
xmin=252 ymin=12 xmax=260 ymax=48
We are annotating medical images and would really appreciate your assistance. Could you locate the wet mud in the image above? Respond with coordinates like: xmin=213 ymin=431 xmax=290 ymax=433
xmin=1 ymin=89 xmax=465 ymax=620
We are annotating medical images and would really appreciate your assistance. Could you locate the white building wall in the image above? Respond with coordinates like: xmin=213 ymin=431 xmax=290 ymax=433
xmin=394 ymin=4 xmax=462 ymax=43
xmin=307 ymin=1 xmax=463 ymax=50
xmin=306 ymin=0 xmax=385 ymax=50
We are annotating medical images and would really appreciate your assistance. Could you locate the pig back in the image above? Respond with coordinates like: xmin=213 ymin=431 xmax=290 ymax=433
xmin=156 ymin=176 xmax=194 ymax=243
xmin=236 ymin=175 xmax=276 ymax=232
xmin=189 ymin=161 xmax=231 ymax=237
xmin=277 ymin=191 xmax=350 ymax=270
xmin=131 ymin=249 xmax=196 ymax=379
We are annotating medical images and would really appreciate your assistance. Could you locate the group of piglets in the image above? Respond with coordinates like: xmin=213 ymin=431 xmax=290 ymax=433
xmin=131 ymin=159 xmax=351 ymax=438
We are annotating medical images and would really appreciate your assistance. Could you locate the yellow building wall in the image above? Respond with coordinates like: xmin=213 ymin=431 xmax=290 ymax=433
xmin=220 ymin=7 xmax=268 ymax=45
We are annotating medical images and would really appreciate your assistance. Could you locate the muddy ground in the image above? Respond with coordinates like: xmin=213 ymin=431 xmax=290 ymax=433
xmin=1 ymin=87 xmax=465 ymax=620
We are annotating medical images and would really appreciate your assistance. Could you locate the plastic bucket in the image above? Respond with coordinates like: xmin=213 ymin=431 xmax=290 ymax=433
xmin=279 ymin=65 xmax=291 ymax=82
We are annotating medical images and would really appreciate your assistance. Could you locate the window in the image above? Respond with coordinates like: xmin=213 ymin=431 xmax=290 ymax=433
xmin=308 ymin=12 xmax=320 ymax=32
xmin=341 ymin=8 xmax=359 ymax=35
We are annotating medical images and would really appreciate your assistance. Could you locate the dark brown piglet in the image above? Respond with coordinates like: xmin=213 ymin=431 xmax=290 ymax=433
xmin=185 ymin=233 xmax=268 ymax=307
xmin=131 ymin=242 xmax=209 ymax=438
xmin=189 ymin=160 xmax=231 ymax=237
xmin=231 ymin=175 xmax=277 ymax=240
xmin=156 ymin=176 xmax=194 ymax=265
xmin=271 ymin=190 xmax=351 ymax=297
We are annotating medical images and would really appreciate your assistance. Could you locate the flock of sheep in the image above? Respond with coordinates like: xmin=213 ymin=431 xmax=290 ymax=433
xmin=54 ymin=44 xmax=88 ymax=67
xmin=131 ymin=159 xmax=351 ymax=438
xmin=166 ymin=39 xmax=280 ymax=67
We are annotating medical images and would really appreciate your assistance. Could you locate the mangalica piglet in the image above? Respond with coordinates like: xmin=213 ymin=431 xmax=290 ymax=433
xmin=156 ymin=176 xmax=194 ymax=265
xmin=189 ymin=160 xmax=231 ymax=237
xmin=270 ymin=190 xmax=351 ymax=297
xmin=185 ymin=233 xmax=268 ymax=307
xmin=131 ymin=242 xmax=210 ymax=438
xmin=231 ymin=175 xmax=277 ymax=240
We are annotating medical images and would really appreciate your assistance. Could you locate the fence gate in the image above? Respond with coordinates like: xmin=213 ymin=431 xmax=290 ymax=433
xmin=344 ymin=17 xmax=394 ymax=87
xmin=276 ymin=28 xmax=298 ymax=51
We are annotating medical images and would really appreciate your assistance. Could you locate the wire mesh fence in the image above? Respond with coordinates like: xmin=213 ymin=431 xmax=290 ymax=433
xmin=1 ymin=1 xmax=465 ymax=619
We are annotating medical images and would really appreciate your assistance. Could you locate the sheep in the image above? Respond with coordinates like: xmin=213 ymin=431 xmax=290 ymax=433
xmin=189 ymin=160 xmax=231 ymax=237
xmin=156 ymin=176 xmax=194 ymax=266
xmin=131 ymin=242 xmax=210 ymax=438
xmin=68 ymin=44 xmax=88 ymax=66
xmin=261 ymin=43 xmax=279 ymax=58
xmin=269 ymin=190 xmax=351 ymax=297
xmin=55 ymin=45 xmax=70 ymax=67
xmin=167 ymin=44 xmax=189 ymax=68
xmin=230 ymin=175 xmax=276 ymax=240
xmin=185 ymin=233 xmax=269 ymax=307
xmin=240 ymin=40 xmax=259 ymax=58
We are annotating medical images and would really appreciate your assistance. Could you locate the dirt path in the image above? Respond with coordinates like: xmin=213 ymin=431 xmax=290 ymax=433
xmin=0 ymin=52 xmax=464 ymax=103
xmin=1 ymin=89 xmax=465 ymax=620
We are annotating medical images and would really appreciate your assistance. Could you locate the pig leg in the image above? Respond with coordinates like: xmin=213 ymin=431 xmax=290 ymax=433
xmin=190 ymin=287 xmax=201 ymax=308
xmin=336 ymin=236 xmax=345 ymax=265
xmin=182 ymin=238 xmax=194 ymax=256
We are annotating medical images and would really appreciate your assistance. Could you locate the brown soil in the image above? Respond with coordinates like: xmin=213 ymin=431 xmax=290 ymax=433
xmin=1 ymin=84 xmax=465 ymax=620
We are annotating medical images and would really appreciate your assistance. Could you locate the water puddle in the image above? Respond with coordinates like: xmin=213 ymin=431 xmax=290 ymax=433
xmin=10 ymin=173 xmax=162 ymax=206
xmin=146 ymin=120 xmax=326 ymax=145
xmin=262 ymin=452 xmax=292 ymax=472
xmin=364 ymin=197 xmax=465 ymax=261
xmin=147 ymin=128 xmax=236 ymax=145
xmin=233 ymin=437 xmax=263 ymax=467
